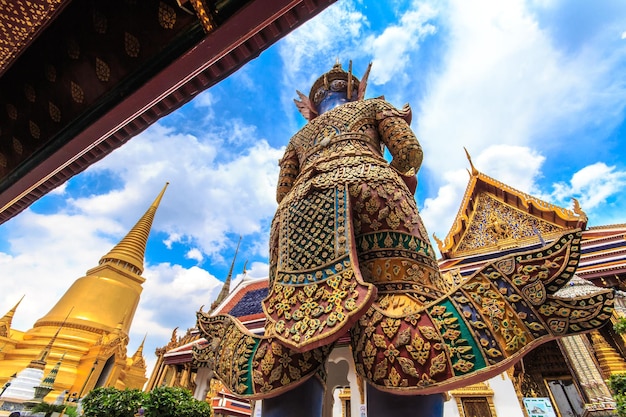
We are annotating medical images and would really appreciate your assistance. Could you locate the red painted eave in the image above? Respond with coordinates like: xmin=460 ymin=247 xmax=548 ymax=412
xmin=0 ymin=0 xmax=336 ymax=224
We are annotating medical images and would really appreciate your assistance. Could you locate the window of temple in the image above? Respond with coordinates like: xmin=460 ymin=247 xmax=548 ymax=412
xmin=460 ymin=397 xmax=494 ymax=417
xmin=450 ymin=382 xmax=496 ymax=417
xmin=545 ymin=378 xmax=584 ymax=417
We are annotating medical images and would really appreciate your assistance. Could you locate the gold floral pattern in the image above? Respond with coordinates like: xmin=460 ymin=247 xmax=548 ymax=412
xmin=348 ymin=230 xmax=614 ymax=395
xmin=193 ymin=312 xmax=330 ymax=398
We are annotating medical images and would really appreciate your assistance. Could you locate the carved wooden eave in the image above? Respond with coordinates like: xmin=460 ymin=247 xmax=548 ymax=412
xmin=576 ymin=224 xmax=626 ymax=287
xmin=0 ymin=0 xmax=337 ymax=225
xmin=439 ymin=170 xmax=586 ymax=260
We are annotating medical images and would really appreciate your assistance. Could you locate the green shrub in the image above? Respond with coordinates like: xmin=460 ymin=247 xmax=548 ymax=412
xmin=142 ymin=386 xmax=211 ymax=417
xmin=82 ymin=387 xmax=146 ymax=417
xmin=81 ymin=386 xmax=211 ymax=417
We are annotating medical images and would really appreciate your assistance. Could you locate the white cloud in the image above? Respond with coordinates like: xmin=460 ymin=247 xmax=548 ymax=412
xmin=279 ymin=2 xmax=366 ymax=77
xmin=420 ymin=168 xmax=470 ymax=241
xmin=366 ymin=4 xmax=437 ymax=85
xmin=84 ymin=122 xmax=282 ymax=261
xmin=277 ymin=1 xmax=368 ymax=126
xmin=185 ymin=248 xmax=204 ymax=262
xmin=550 ymin=162 xmax=626 ymax=210
xmin=420 ymin=145 xmax=546 ymax=243
xmin=416 ymin=0 xmax=626 ymax=183
xmin=193 ymin=91 xmax=215 ymax=108
xmin=621 ymin=31 xmax=626 ymax=39
xmin=473 ymin=145 xmax=545 ymax=194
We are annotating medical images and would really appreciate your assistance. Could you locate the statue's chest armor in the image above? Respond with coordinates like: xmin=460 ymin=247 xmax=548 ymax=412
xmin=294 ymin=102 xmax=378 ymax=153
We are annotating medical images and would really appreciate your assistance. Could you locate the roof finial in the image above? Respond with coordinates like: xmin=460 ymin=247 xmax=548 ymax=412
xmin=210 ymin=236 xmax=242 ymax=312
xmin=464 ymin=147 xmax=479 ymax=176
xmin=571 ymin=198 xmax=588 ymax=222
xmin=432 ymin=233 xmax=444 ymax=253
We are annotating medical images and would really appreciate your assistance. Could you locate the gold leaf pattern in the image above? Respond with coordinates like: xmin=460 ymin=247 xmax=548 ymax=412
xmin=24 ymin=83 xmax=35 ymax=102
xmin=66 ymin=38 xmax=80 ymax=59
xmin=45 ymin=64 xmax=57 ymax=82
xmin=12 ymin=138 xmax=22 ymax=155
xmin=95 ymin=57 xmax=110 ymax=82
xmin=71 ymin=81 xmax=84 ymax=103
xmin=6 ymin=104 xmax=17 ymax=120
xmin=93 ymin=9 xmax=107 ymax=34
xmin=158 ymin=2 xmax=176 ymax=29
xmin=29 ymin=120 xmax=40 ymax=139
xmin=125 ymin=32 xmax=140 ymax=57
xmin=49 ymin=102 xmax=61 ymax=122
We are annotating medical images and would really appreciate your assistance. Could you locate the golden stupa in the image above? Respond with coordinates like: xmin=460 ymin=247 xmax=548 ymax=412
xmin=0 ymin=183 xmax=168 ymax=400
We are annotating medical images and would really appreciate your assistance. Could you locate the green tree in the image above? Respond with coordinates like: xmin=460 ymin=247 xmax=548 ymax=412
xmin=142 ymin=386 xmax=211 ymax=417
xmin=610 ymin=318 xmax=626 ymax=416
xmin=82 ymin=387 xmax=147 ymax=417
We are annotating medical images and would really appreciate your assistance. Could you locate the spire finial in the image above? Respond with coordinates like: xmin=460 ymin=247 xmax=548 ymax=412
xmin=29 ymin=308 xmax=73 ymax=369
xmin=133 ymin=334 xmax=147 ymax=359
xmin=210 ymin=236 xmax=242 ymax=312
xmin=347 ymin=61 xmax=353 ymax=100
xmin=0 ymin=295 xmax=25 ymax=336
xmin=95 ymin=183 xmax=168 ymax=275
xmin=464 ymin=147 xmax=479 ymax=176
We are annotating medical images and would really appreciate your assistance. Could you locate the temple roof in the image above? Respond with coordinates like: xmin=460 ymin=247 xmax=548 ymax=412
xmin=212 ymin=278 xmax=268 ymax=324
xmin=435 ymin=161 xmax=626 ymax=290
xmin=0 ymin=0 xmax=336 ymax=225
xmin=160 ymin=278 xmax=268 ymax=365
xmin=437 ymin=159 xmax=586 ymax=260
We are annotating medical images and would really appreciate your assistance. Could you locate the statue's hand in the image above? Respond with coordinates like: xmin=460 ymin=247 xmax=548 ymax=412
xmin=399 ymin=172 xmax=417 ymax=195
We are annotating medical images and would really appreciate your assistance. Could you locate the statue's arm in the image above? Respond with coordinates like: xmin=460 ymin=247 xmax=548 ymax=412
xmin=376 ymin=102 xmax=423 ymax=175
xmin=276 ymin=141 xmax=299 ymax=203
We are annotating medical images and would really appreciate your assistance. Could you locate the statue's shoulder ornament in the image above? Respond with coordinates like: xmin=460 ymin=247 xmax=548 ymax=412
xmin=372 ymin=98 xmax=413 ymax=125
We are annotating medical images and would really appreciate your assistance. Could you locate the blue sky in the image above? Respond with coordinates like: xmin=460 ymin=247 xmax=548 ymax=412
xmin=1 ymin=0 xmax=626 ymax=376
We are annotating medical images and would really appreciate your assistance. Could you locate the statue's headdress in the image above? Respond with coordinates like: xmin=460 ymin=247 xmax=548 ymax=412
xmin=294 ymin=60 xmax=372 ymax=121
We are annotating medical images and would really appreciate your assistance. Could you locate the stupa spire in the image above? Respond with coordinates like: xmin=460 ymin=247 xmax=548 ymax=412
xmin=97 ymin=183 xmax=169 ymax=275
xmin=210 ymin=236 xmax=241 ymax=311
xmin=29 ymin=309 xmax=72 ymax=370
xmin=132 ymin=334 xmax=147 ymax=360
xmin=39 ymin=353 xmax=65 ymax=390
xmin=0 ymin=295 xmax=24 ymax=337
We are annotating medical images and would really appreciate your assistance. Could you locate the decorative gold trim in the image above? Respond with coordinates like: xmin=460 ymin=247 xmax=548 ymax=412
xmin=189 ymin=0 xmax=217 ymax=33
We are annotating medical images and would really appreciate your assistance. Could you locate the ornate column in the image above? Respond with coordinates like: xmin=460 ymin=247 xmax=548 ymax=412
xmin=558 ymin=336 xmax=616 ymax=416
xmin=589 ymin=331 xmax=626 ymax=378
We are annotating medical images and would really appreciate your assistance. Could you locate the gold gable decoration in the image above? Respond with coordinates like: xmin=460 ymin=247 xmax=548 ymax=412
xmin=454 ymin=192 xmax=564 ymax=256
xmin=440 ymin=164 xmax=585 ymax=259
